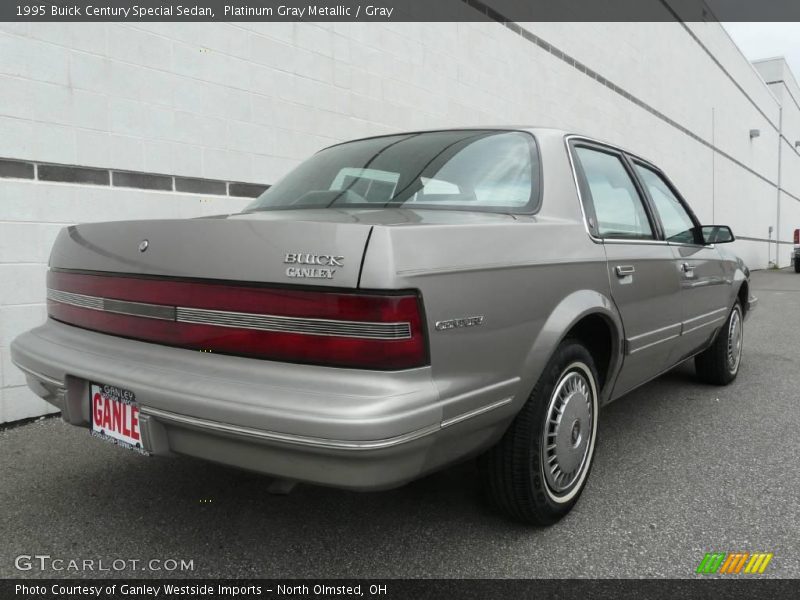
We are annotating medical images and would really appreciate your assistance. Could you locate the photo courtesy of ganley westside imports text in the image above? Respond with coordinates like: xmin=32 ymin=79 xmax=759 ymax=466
xmin=12 ymin=583 xmax=390 ymax=598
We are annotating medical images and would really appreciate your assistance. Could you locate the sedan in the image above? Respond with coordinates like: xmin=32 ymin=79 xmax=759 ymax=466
xmin=12 ymin=128 xmax=756 ymax=524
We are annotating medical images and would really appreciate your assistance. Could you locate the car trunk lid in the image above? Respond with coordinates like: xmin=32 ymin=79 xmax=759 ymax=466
xmin=49 ymin=216 xmax=373 ymax=288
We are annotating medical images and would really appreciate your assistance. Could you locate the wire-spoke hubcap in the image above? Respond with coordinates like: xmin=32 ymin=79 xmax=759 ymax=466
xmin=727 ymin=307 xmax=743 ymax=374
xmin=543 ymin=366 xmax=594 ymax=496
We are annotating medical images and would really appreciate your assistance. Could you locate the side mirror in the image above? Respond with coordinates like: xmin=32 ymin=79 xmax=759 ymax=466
xmin=699 ymin=225 xmax=735 ymax=245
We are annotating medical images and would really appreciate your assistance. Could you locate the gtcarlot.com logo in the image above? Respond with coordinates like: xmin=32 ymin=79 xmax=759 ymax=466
xmin=696 ymin=551 xmax=773 ymax=574
xmin=14 ymin=554 xmax=194 ymax=572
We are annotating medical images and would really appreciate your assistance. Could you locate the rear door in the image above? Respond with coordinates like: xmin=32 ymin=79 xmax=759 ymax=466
xmin=630 ymin=160 xmax=730 ymax=360
xmin=571 ymin=142 xmax=684 ymax=397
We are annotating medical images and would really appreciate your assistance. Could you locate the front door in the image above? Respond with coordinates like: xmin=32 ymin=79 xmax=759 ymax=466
xmin=670 ymin=244 xmax=730 ymax=358
xmin=630 ymin=161 xmax=731 ymax=361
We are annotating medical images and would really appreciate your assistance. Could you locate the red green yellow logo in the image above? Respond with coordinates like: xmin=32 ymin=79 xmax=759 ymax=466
xmin=696 ymin=552 xmax=773 ymax=574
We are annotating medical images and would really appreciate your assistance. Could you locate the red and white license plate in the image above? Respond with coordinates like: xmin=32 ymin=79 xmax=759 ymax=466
xmin=90 ymin=383 xmax=147 ymax=454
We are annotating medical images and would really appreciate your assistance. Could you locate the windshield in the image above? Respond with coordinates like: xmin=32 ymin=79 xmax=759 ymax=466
xmin=244 ymin=130 xmax=540 ymax=214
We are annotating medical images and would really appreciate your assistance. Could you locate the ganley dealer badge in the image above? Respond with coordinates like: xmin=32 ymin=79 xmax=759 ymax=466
xmin=284 ymin=253 xmax=344 ymax=279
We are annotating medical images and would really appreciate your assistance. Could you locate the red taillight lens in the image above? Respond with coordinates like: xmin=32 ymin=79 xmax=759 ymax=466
xmin=794 ymin=228 xmax=799 ymax=245
xmin=46 ymin=271 xmax=428 ymax=370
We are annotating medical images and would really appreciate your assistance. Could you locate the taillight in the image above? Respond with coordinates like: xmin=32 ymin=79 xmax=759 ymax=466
xmin=794 ymin=228 xmax=799 ymax=245
xmin=46 ymin=271 xmax=428 ymax=370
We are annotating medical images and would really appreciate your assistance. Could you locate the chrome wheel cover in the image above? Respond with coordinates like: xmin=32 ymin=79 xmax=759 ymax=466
xmin=542 ymin=362 xmax=597 ymax=502
xmin=727 ymin=306 xmax=743 ymax=374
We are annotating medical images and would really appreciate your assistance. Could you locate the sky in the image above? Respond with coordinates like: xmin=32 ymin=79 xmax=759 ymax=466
xmin=723 ymin=23 xmax=800 ymax=82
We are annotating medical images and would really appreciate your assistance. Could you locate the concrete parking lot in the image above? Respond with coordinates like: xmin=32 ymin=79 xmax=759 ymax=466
xmin=1 ymin=269 xmax=798 ymax=579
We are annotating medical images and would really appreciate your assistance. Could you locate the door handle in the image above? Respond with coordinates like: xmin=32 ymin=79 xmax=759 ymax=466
xmin=615 ymin=265 xmax=635 ymax=277
xmin=681 ymin=262 xmax=695 ymax=273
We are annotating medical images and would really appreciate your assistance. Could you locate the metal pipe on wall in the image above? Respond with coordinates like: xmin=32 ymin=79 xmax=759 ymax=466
xmin=776 ymin=106 xmax=783 ymax=268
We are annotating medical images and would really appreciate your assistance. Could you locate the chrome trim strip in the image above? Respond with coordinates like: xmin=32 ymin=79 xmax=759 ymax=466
xmin=626 ymin=308 xmax=730 ymax=353
xmin=48 ymin=289 xmax=175 ymax=320
xmin=681 ymin=307 xmax=729 ymax=335
xmin=10 ymin=359 xmax=65 ymax=389
xmin=140 ymin=406 xmax=440 ymax=451
xmin=628 ymin=333 xmax=681 ymax=355
xmin=603 ymin=238 xmax=670 ymax=246
xmin=47 ymin=288 xmax=411 ymax=340
xmin=441 ymin=396 xmax=513 ymax=428
xmin=626 ymin=322 xmax=682 ymax=355
xmin=682 ymin=315 xmax=727 ymax=335
xmin=47 ymin=289 xmax=103 ymax=311
xmin=683 ymin=307 xmax=728 ymax=326
xmin=564 ymin=134 xmax=604 ymax=245
xmin=141 ymin=392 xmax=516 ymax=451
xmin=104 ymin=298 xmax=176 ymax=321
xmin=176 ymin=307 xmax=411 ymax=340
xmin=670 ymin=241 xmax=711 ymax=248
xmin=627 ymin=322 xmax=682 ymax=343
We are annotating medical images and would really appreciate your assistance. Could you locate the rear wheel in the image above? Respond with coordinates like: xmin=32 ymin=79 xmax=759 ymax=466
xmin=481 ymin=340 xmax=599 ymax=525
xmin=694 ymin=301 xmax=743 ymax=385
xmin=794 ymin=258 xmax=800 ymax=273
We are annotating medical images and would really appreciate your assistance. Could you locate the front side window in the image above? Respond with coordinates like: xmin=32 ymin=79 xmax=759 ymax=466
xmin=574 ymin=147 xmax=653 ymax=240
xmin=634 ymin=163 xmax=697 ymax=244
xmin=245 ymin=130 xmax=539 ymax=213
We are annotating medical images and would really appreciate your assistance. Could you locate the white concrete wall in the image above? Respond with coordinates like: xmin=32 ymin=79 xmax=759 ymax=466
xmin=2 ymin=18 xmax=799 ymax=423
xmin=754 ymin=58 xmax=800 ymax=265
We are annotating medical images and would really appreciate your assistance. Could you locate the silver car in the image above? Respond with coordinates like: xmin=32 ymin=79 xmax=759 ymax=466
xmin=11 ymin=128 xmax=756 ymax=524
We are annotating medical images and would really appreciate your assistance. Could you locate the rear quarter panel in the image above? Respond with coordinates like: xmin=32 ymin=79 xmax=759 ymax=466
xmin=359 ymin=132 xmax=621 ymax=434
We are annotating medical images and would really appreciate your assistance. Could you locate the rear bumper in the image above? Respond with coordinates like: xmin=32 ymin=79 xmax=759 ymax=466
xmin=10 ymin=320 xmax=518 ymax=490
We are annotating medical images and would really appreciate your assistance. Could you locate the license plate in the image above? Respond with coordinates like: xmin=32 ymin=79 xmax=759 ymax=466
xmin=90 ymin=383 xmax=148 ymax=455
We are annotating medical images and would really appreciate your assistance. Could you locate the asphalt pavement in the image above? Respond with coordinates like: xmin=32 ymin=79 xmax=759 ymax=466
xmin=1 ymin=268 xmax=798 ymax=579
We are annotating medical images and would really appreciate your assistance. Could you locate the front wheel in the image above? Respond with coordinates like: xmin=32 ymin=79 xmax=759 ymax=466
xmin=481 ymin=340 xmax=599 ymax=525
xmin=694 ymin=301 xmax=743 ymax=385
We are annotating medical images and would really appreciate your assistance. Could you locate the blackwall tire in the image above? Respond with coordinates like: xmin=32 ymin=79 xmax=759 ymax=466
xmin=481 ymin=340 xmax=599 ymax=525
xmin=694 ymin=301 xmax=743 ymax=386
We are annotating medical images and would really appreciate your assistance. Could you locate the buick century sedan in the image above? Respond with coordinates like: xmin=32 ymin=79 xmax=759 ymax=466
xmin=11 ymin=128 xmax=756 ymax=524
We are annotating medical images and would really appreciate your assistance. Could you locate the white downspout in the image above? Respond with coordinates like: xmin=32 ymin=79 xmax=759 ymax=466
xmin=776 ymin=106 xmax=783 ymax=268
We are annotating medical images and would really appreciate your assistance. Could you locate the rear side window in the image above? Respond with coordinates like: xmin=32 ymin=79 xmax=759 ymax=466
xmin=574 ymin=147 xmax=653 ymax=240
xmin=633 ymin=163 xmax=697 ymax=244
xmin=245 ymin=130 xmax=540 ymax=214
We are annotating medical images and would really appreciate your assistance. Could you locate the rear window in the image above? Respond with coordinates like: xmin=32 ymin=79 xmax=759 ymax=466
xmin=245 ymin=130 xmax=540 ymax=214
